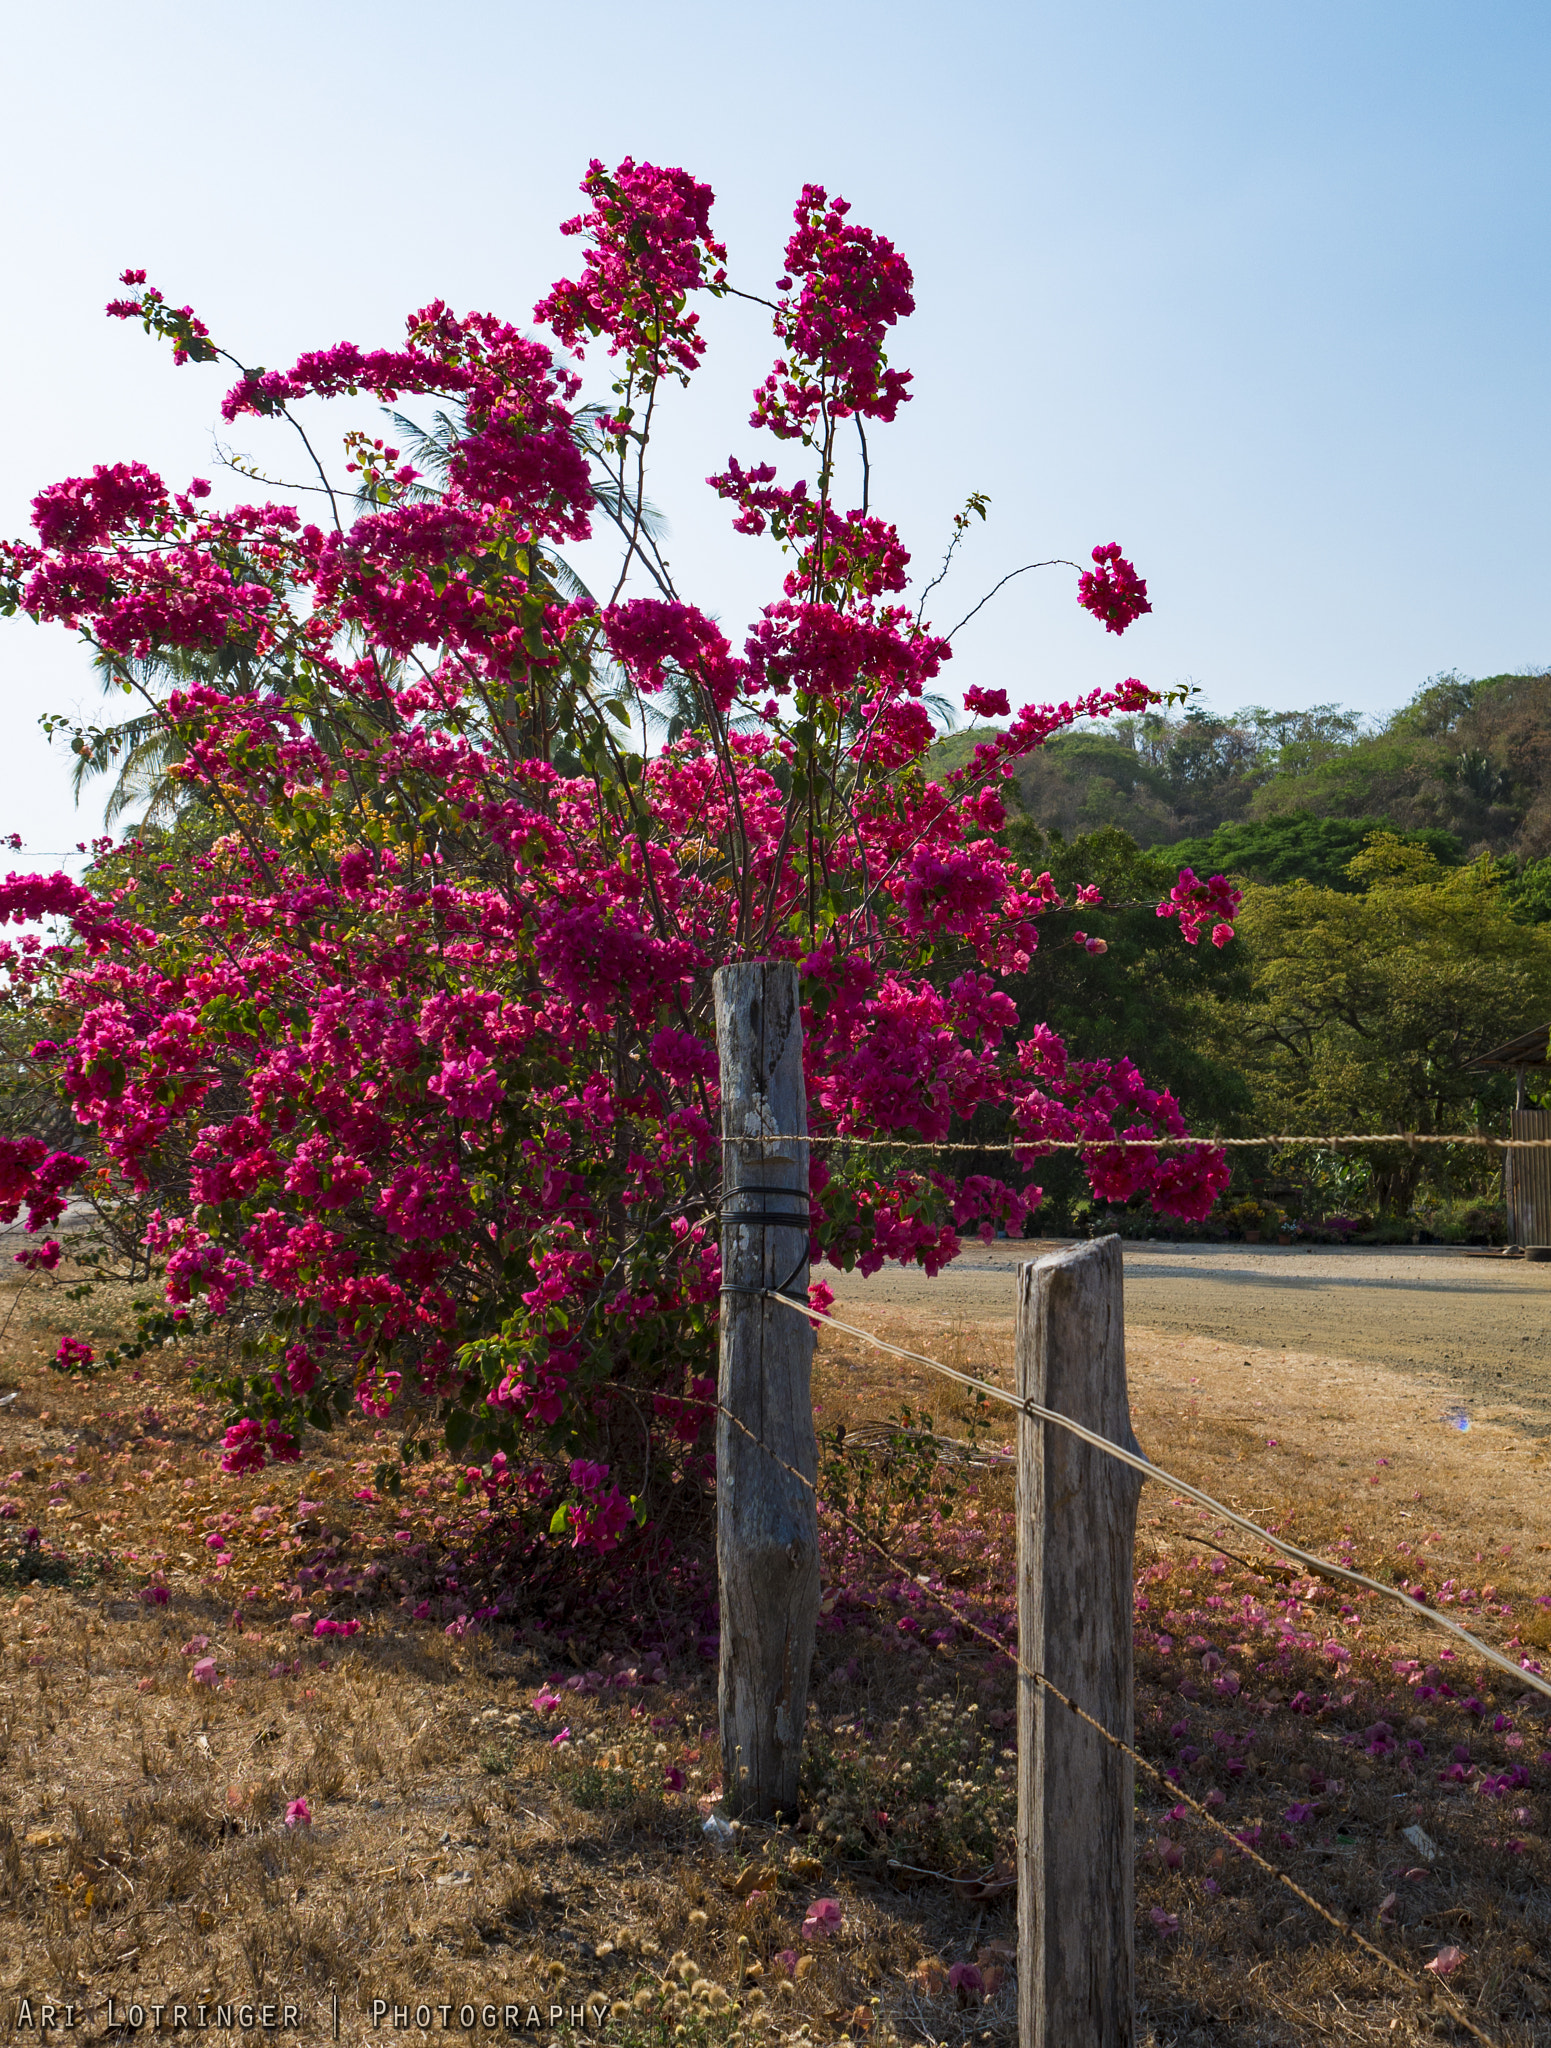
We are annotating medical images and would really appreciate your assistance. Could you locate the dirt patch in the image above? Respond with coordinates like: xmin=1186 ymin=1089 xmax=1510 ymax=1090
xmin=815 ymin=1245 xmax=1548 ymax=1630
xmin=828 ymin=1240 xmax=1551 ymax=1428
xmin=1 ymin=1257 xmax=1549 ymax=2046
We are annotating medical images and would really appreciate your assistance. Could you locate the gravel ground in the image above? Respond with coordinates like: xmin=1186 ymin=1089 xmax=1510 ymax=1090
xmin=828 ymin=1241 xmax=1551 ymax=1433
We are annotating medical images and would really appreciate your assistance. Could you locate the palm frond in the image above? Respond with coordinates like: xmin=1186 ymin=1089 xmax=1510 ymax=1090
xmin=69 ymin=712 xmax=163 ymax=801
xmin=371 ymin=402 xmax=670 ymax=556
xmin=103 ymin=730 xmax=189 ymax=830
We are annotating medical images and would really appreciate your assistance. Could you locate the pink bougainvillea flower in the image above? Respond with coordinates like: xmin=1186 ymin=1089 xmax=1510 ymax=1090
xmin=1076 ymin=542 xmax=1151 ymax=635
xmin=773 ymin=1951 xmax=798 ymax=1979
xmin=289 ymin=1611 xmax=312 ymax=1631
xmin=284 ymin=1797 xmax=312 ymax=1828
xmin=221 ymin=1418 xmax=299 ymax=1475
xmin=1156 ymin=868 xmax=1242 ymax=949
xmin=180 ymin=1635 xmax=210 ymax=1655
xmin=801 ymin=1898 xmax=842 ymax=1940
xmin=663 ymin=1765 xmax=685 ymax=1792
xmin=1149 ymin=1907 xmax=1180 ymax=1937
xmin=190 ymin=1657 xmax=217 ymax=1687
xmin=1425 ymin=1946 xmax=1464 ymax=1977
xmin=962 ymin=685 xmax=1009 ymax=719
xmin=0 ymin=164 xmax=1233 ymax=1533
xmin=550 ymin=1726 xmax=572 ymax=1749
xmin=946 ymin=1963 xmax=983 ymax=2003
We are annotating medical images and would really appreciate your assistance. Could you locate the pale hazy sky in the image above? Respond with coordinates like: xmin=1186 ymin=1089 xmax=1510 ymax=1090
xmin=3 ymin=1 xmax=1548 ymax=859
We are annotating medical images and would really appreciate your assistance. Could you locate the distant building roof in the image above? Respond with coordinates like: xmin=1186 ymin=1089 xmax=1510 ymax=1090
xmin=1469 ymin=1023 xmax=1551 ymax=1069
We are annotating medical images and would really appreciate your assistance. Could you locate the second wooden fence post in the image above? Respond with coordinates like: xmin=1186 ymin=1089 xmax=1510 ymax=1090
xmin=714 ymin=959 xmax=820 ymax=1820
xmin=1016 ymin=1234 xmax=1143 ymax=2047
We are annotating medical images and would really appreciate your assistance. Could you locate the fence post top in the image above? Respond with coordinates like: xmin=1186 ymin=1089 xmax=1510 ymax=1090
xmin=712 ymin=957 xmax=792 ymax=986
xmin=1024 ymin=1233 xmax=1123 ymax=1276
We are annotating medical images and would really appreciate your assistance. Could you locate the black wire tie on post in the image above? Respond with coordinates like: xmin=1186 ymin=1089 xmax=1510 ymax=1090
xmin=718 ymin=1184 xmax=815 ymax=1299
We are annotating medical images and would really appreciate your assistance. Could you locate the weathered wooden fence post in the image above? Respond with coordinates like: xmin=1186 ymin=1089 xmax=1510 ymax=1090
xmin=1016 ymin=1234 xmax=1142 ymax=2047
xmin=714 ymin=959 xmax=820 ymax=1820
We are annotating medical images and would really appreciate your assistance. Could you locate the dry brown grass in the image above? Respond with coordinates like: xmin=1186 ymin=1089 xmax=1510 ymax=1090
xmin=0 ymin=1260 xmax=1548 ymax=2046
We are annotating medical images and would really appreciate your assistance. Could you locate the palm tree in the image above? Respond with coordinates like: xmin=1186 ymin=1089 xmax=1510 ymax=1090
xmin=376 ymin=400 xmax=673 ymax=613
xmin=73 ymin=647 xmax=216 ymax=828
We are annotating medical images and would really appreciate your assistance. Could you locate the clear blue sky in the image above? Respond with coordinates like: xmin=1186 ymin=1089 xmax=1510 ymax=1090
xmin=3 ymin=0 xmax=1547 ymax=858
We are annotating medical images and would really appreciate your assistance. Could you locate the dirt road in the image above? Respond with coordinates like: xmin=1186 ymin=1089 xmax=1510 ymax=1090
xmin=827 ymin=1239 xmax=1551 ymax=1433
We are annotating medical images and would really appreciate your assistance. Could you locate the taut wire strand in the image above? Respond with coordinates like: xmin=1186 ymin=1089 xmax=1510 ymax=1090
xmin=763 ymin=1291 xmax=1551 ymax=1707
xmin=674 ymin=1390 xmax=1505 ymax=2048
xmin=724 ymin=1130 xmax=1551 ymax=1153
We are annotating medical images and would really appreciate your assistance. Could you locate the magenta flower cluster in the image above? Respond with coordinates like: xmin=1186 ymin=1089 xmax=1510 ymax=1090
xmin=535 ymin=157 xmax=727 ymax=385
xmin=220 ymin=1418 xmax=301 ymax=1475
xmin=1156 ymin=868 xmax=1243 ymax=948
xmin=751 ymin=185 xmax=915 ymax=441
xmin=1077 ymin=542 xmax=1152 ymax=635
xmin=0 ymin=159 xmax=1234 ymax=1539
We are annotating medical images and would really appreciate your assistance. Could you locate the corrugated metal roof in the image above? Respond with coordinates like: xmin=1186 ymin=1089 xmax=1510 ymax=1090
xmin=1468 ymin=1022 xmax=1551 ymax=1069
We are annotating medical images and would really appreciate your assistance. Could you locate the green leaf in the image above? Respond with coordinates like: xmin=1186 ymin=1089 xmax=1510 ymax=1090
xmin=445 ymin=1407 xmax=473 ymax=1458
xmin=549 ymin=1502 xmax=572 ymax=1537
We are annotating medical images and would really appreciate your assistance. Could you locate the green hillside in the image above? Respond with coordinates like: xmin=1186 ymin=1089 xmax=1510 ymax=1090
xmin=998 ymin=669 xmax=1548 ymax=852
xmin=933 ymin=668 xmax=1551 ymax=900
xmin=1161 ymin=815 xmax=1464 ymax=892
xmin=926 ymin=671 xmax=1551 ymax=1235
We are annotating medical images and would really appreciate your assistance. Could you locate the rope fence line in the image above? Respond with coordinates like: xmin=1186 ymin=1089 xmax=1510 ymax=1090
xmin=768 ymin=1290 xmax=1551 ymax=1708
xmin=726 ymin=1130 xmax=1551 ymax=1152
xmin=691 ymin=1389 xmax=1505 ymax=2048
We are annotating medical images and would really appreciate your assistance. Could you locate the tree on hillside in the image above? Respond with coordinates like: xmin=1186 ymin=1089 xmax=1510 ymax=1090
xmin=1009 ymin=702 xmax=1366 ymax=846
xmin=1191 ymin=833 xmax=1551 ymax=1212
xmin=1251 ymin=670 xmax=1551 ymax=857
xmin=983 ymin=670 xmax=1551 ymax=869
xmin=1010 ymin=726 xmax=1178 ymax=841
xmin=1008 ymin=826 xmax=1253 ymax=1122
xmin=1498 ymin=853 xmax=1551 ymax=924
xmin=1163 ymin=812 xmax=1462 ymax=892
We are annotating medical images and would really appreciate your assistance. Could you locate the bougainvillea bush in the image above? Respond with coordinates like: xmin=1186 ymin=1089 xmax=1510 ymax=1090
xmin=0 ymin=159 xmax=1238 ymax=1545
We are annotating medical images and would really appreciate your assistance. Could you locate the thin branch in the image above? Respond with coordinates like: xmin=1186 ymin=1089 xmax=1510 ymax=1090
xmin=721 ymin=283 xmax=784 ymax=314
xmin=281 ymin=413 xmax=346 ymax=535
xmin=211 ymin=440 xmax=342 ymax=501
xmin=941 ymin=558 xmax=1081 ymax=641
